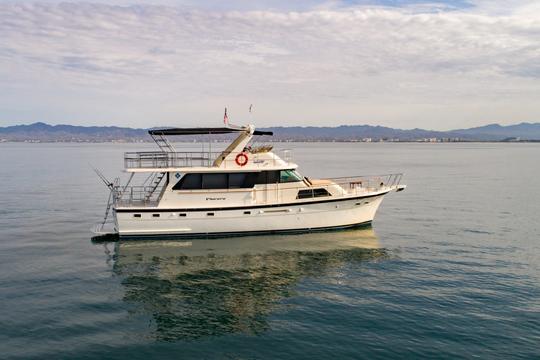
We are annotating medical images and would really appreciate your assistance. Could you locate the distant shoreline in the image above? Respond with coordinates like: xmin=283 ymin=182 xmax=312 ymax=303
xmin=1 ymin=121 xmax=539 ymax=142
xmin=2 ymin=139 xmax=539 ymax=144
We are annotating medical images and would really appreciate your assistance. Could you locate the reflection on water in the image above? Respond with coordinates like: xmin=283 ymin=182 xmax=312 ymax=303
xmin=112 ymin=228 xmax=389 ymax=341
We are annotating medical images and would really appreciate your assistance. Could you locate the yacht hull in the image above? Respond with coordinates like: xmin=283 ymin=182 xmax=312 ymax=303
xmin=114 ymin=193 xmax=387 ymax=239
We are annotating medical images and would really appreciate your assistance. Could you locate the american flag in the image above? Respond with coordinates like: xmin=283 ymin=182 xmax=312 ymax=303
xmin=224 ymin=107 xmax=228 ymax=125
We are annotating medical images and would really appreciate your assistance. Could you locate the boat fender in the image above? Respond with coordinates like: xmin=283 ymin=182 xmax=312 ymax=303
xmin=235 ymin=152 xmax=249 ymax=166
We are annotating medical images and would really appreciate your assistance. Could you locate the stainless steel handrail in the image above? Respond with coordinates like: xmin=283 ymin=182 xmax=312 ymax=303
xmin=114 ymin=185 xmax=162 ymax=207
xmin=124 ymin=150 xmax=293 ymax=169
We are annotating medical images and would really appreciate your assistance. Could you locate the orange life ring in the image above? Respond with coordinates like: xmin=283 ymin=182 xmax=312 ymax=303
xmin=235 ymin=152 xmax=248 ymax=166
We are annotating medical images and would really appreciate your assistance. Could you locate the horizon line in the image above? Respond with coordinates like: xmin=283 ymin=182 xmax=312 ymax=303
xmin=1 ymin=120 xmax=539 ymax=133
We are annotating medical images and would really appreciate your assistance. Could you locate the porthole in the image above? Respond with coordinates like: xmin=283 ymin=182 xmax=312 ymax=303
xmin=152 ymin=214 xmax=160 ymax=218
xmin=179 ymin=213 xmax=187 ymax=217
xmin=133 ymin=214 xmax=141 ymax=218
xmin=244 ymin=211 xmax=251 ymax=215
xmin=207 ymin=212 xmax=215 ymax=216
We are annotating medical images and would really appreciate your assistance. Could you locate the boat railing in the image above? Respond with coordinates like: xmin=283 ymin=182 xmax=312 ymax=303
xmin=114 ymin=186 xmax=161 ymax=207
xmin=113 ymin=173 xmax=402 ymax=208
xmin=304 ymin=173 xmax=403 ymax=197
xmin=329 ymin=173 xmax=403 ymax=193
xmin=124 ymin=150 xmax=293 ymax=169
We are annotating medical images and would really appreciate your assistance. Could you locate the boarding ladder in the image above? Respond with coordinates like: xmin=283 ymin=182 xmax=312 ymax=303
xmin=93 ymin=177 xmax=119 ymax=235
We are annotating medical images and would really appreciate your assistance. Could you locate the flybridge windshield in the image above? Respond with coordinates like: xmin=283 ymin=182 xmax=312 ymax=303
xmin=172 ymin=170 xmax=303 ymax=190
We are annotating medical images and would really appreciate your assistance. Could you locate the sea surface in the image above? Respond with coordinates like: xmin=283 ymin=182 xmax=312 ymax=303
xmin=1 ymin=142 xmax=539 ymax=359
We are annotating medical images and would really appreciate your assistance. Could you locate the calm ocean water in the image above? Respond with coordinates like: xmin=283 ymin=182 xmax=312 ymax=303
xmin=1 ymin=142 xmax=539 ymax=359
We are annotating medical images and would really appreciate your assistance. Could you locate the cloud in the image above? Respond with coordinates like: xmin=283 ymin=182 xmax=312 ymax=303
xmin=0 ymin=1 xmax=539 ymax=128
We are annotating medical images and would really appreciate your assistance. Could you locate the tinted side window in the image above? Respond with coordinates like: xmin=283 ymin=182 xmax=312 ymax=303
xmin=266 ymin=171 xmax=279 ymax=184
xmin=229 ymin=173 xmax=247 ymax=188
xmin=313 ymin=188 xmax=330 ymax=197
xmin=202 ymin=173 xmax=228 ymax=189
xmin=246 ymin=171 xmax=279 ymax=185
xmin=173 ymin=173 xmax=202 ymax=190
xmin=243 ymin=173 xmax=258 ymax=188
xmin=243 ymin=171 xmax=277 ymax=187
xmin=173 ymin=171 xmax=282 ymax=190
xmin=297 ymin=188 xmax=331 ymax=199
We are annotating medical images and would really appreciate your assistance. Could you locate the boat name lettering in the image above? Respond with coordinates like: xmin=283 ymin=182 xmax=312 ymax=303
xmin=206 ymin=197 xmax=226 ymax=201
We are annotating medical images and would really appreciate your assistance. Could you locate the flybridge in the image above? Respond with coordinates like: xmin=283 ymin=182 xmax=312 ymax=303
xmin=125 ymin=124 xmax=290 ymax=172
xmin=123 ymin=150 xmax=293 ymax=171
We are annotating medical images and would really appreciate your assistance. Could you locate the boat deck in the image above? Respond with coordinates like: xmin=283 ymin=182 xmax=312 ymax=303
xmin=113 ymin=174 xmax=403 ymax=208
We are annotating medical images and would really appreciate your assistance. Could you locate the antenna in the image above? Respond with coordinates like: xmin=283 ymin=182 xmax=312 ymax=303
xmin=90 ymin=164 xmax=114 ymax=190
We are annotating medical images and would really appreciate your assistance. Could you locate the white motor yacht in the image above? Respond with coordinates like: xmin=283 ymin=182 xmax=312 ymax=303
xmin=94 ymin=124 xmax=405 ymax=239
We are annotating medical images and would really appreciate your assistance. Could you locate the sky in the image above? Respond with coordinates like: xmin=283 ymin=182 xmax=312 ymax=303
xmin=0 ymin=0 xmax=539 ymax=130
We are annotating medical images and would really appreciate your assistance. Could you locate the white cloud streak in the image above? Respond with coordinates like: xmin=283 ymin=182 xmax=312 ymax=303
xmin=0 ymin=1 xmax=539 ymax=128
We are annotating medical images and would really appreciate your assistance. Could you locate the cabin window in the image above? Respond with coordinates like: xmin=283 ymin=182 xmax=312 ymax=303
xmin=244 ymin=171 xmax=280 ymax=187
xmin=313 ymin=188 xmax=331 ymax=197
xmin=202 ymin=173 xmax=228 ymax=189
xmin=173 ymin=173 xmax=202 ymax=190
xmin=229 ymin=173 xmax=247 ymax=188
xmin=296 ymin=188 xmax=331 ymax=199
xmin=280 ymin=170 xmax=303 ymax=183
xmin=244 ymin=172 xmax=270 ymax=187
xmin=266 ymin=171 xmax=280 ymax=184
xmin=173 ymin=171 xmax=286 ymax=190
xmin=242 ymin=173 xmax=258 ymax=187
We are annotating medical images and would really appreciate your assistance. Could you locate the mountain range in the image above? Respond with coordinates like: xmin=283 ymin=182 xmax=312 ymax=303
xmin=1 ymin=122 xmax=540 ymax=142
